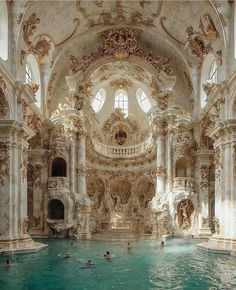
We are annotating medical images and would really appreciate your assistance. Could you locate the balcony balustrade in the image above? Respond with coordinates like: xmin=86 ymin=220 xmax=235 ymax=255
xmin=92 ymin=136 xmax=154 ymax=158
xmin=173 ymin=177 xmax=194 ymax=192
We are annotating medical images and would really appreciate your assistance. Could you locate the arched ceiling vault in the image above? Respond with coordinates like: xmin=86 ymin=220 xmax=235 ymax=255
xmin=16 ymin=0 xmax=227 ymax=113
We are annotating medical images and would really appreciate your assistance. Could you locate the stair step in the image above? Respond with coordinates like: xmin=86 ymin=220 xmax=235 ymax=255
xmin=91 ymin=229 xmax=152 ymax=241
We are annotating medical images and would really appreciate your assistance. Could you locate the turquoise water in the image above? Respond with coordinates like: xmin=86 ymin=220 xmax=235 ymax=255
xmin=0 ymin=238 xmax=236 ymax=290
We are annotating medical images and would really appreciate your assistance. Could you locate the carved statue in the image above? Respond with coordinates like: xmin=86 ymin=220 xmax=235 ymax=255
xmin=177 ymin=199 xmax=194 ymax=229
xmin=159 ymin=203 xmax=171 ymax=235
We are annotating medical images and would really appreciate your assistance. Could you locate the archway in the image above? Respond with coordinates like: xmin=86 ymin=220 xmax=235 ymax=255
xmin=48 ymin=199 xmax=64 ymax=220
xmin=51 ymin=157 xmax=67 ymax=177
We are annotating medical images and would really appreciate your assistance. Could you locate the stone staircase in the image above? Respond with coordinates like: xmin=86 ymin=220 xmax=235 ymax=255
xmin=91 ymin=229 xmax=151 ymax=241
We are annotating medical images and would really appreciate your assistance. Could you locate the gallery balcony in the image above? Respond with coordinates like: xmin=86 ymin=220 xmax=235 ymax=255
xmin=48 ymin=177 xmax=70 ymax=196
xmin=173 ymin=177 xmax=195 ymax=192
xmin=92 ymin=136 xmax=154 ymax=159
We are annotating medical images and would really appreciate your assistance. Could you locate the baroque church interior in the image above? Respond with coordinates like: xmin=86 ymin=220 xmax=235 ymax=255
xmin=0 ymin=0 xmax=236 ymax=257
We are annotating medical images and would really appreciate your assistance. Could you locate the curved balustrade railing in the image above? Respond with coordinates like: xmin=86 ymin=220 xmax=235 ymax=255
xmin=92 ymin=136 xmax=154 ymax=158
xmin=173 ymin=177 xmax=195 ymax=192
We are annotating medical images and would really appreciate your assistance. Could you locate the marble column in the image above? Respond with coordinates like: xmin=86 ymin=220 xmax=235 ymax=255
xmin=28 ymin=150 xmax=46 ymax=234
xmin=166 ymin=130 xmax=173 ymax=193
xmin=0 ymin=122 xmax=34 ymax=248
xmin=155 ymin=120 xmax=166 ymax=195
xmin=68 ymin=130 xmax=77 ymax=194
xmin=197 ymin=150 xmax=213 ymax=236
xmin=76 ymin=118 xmax=91 ymax=239
xmin=77 ymin=123 xmax=87 ymax=196
xmin=200 ymin=121 xmax=236 ymax=253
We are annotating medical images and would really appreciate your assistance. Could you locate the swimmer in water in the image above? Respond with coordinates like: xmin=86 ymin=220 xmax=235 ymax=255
xmin=86 ymin=260 xmax=94 ymax=268
xmin=127 ymin=242 xmax=132 ymax=251
xmin=104 ymin=251 xmax=111 ymax=260
xmin=62 ymin=252 xmax=72 ymax=258
xmin=4 ymin=259 xmax=12 ymax=267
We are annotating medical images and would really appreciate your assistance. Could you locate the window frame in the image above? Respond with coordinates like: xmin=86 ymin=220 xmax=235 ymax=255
xmin=91 ymin=88 xmax=106 ymax=113
xmin=114 ymin=89 xmax=128 ymax=116
xmin=136 ymin=88 xmax=151 ymax=113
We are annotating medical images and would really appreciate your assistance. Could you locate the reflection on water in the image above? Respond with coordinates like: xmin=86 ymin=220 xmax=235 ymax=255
xmin=0 ymin=238 xmax=235 ymax=290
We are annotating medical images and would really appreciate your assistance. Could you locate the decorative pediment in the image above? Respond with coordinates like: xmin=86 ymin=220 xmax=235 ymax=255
xmin=103 ymin=108 xmax=139 ymax=132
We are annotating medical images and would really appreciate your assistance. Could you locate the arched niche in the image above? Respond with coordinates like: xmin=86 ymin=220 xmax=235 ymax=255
xmin=0 ymin=1 xmax=8 ymax=61
xmin=177 ymin=199 xmax=194 ymax=229
xmin=136 ymin=177 xmax=155 ymax=208
xmin=48 ymin=199 xmax=64 ymax=219
xmin=51 ymin=157 xmax=67 ymax=177
xmin=87 ymin=176 xmax=105 ymax=208
xmin=109 ymin=177 xmax=131 ymax=207
xmin=175 ymin=158 xmax=191 ymax=177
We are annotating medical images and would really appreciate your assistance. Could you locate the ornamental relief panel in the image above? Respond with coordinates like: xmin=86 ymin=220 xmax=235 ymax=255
xmin=17 ymin=97 xmax=42 ymax=135
xmin=76 ymin=0 xmax=162 ymax=28
xmin=86 ymin=171 xmax=155 ymax=234
xmin=69 ymin=28 xmax=172 ymax=76
xmin=21 ymin=148 xmax=28 ymax=180
xmin=22 ymin=13 xmax=80 ymax=64
xmin=0 ymin=141 xmax=9 ymax=185
xmin=101 ymin=108 xmax=143 ymax=146
xmin=200 ymin=166 xmax=209 ymax=192
xmin=0 ymin=88 xmax=9 ymax=118
xmin=161 ymin=14 xmax=220 ymax=68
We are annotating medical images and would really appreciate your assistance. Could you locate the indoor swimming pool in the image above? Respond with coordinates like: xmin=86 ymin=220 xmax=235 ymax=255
xmin=0 ymin=238 xmax=235 ymax=290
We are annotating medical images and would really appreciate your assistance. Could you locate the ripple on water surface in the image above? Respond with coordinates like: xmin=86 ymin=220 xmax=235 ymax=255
xmin=0 ymin=238 xmax=235 ymax=290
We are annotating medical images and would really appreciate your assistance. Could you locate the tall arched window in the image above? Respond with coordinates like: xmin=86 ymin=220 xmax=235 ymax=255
xmin=0 ymin=1 xmax=8 ymax=61
xmin=208 ymin=60 xmax=217 ymax=84
xmin=114 ymin=90 xmax=128 ymax=116
xmin=200 ymin=54 xmax=217 ymax=109
xmin=25 ymin=63 xmax=33 ymax=84
xmin=91 ymin=88 xmax=106 ymax=113
xmin=25 ymin=54 xmax=41 ymax=108
xmin=136 ymin=88 xmax=151 ymax=113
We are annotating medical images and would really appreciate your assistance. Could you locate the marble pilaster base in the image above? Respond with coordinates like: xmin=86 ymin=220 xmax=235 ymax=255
xmin=0 ymin=234 xmax=47 ymax=254
xmin=73 ymin=233 xmax=91 ymax=240
xmin=198 ymin=235 xmax=236 ymax=255
xmin=198 ymin=227 xmax=212 ymax=236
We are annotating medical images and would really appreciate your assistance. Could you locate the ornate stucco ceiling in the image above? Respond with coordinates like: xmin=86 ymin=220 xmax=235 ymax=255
xmin=15 ymin=0 xmax=229 ymax=114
